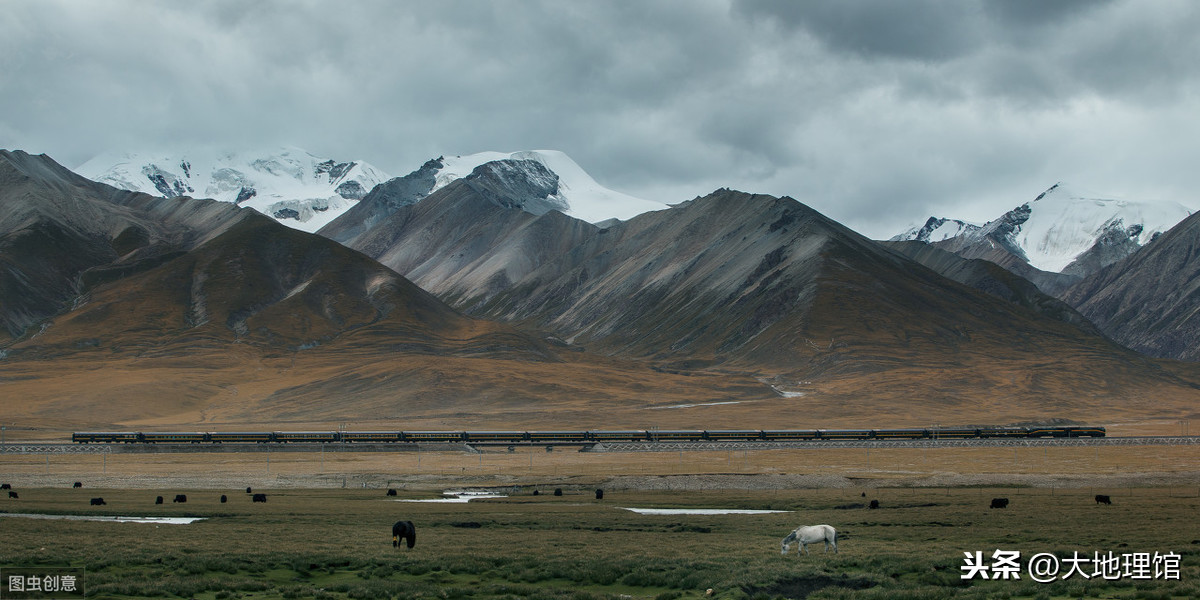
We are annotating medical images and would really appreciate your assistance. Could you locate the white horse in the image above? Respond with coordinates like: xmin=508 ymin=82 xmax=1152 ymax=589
xmin=781 ymin=524 xmax=837 ymax=555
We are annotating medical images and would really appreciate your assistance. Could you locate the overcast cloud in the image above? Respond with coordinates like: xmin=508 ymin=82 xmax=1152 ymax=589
xmin=3 ymin=0 xmax=1199 ymax=237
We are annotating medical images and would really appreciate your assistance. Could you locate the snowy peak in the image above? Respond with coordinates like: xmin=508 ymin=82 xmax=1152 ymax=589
xmin=896 ymin=183 xmax=1192 ymax=275
xmin=1001 ymin=183 xmax=1190 ymax=273
xmin=892 ymin=216 xmax=981 ymax=243
xmin=462 ymin=158 xmax=567 ymax=215
xmin=433 ymin=150 xmax=667 ymax=223
xmin=75 ymin=147 xmax=389 ymax=233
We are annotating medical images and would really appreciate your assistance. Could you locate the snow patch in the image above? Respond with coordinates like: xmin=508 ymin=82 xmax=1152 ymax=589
xmin=434 ymin=150 xmax=668 ymax=223
xmin=76 ymin=146 xmax=389 ymax=233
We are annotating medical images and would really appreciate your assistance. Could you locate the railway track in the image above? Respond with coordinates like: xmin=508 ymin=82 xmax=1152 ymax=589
xmin=0 ymin=436 xmax=1196 ymax=454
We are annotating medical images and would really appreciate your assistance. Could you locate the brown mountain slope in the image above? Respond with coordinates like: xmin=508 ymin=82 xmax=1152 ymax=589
xmin=334 ymin=187 xmax=1200 ymax=424
xmin=1062 ymin=211 xmax=1200 ymax=361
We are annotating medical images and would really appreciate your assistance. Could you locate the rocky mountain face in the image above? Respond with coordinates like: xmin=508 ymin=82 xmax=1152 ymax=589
xmin=893 ymin=184 xmax=1192 ymax=295
xmin=319 ymin=157 xmax=444 ymax=244
xmin=0 ymin=150 xmax=546 ymax=361
xmin=320 ymin=150 xmax=668 ymax=247
xmin=338 ymin=174 xmax=1170 ymax=405
xmin=881 ymin=241 xmax=1098 ymax=334
xmin=74 ymin=147 xmax=389 ymax=233
xmin=1061 ymin=210 xmax=1200 ymax=361
xmin=0 ymin=150 xmax=250 ymax=340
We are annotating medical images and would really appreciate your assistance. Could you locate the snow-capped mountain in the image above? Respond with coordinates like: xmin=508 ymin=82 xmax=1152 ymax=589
xmin=894 ymin=183 xmax=1193 ymax=276
xmin=431 ymin=150 xmax=667 ymax=223
xmin=892 ymin=217 xmax=981 ymax=243
xmin=75 ymin=147 xmax=389 ymax=233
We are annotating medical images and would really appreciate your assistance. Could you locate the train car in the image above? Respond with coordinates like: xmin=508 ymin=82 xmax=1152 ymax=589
xmin=929 ymin=428 xmax=980 ymax=439
xmin=341 ymin=431 xmax=403 ymax=443
xmin=463 ymin=431 xmax=528 ymax=443
xmin=977 ymin=427 xmax=1029 ymax=438
xmin=273 ymin=431 xmax=338 ymax=443
xmin=703 ymin=430 xmax=764 ymax=441
xmin=139 ymin=432 xmax=208 ymax=444
xmin=401 ymin=431 xmax=466 ymax=443
xmin=819 ymin=429 xmax=876 ymax=440
xmin=208 ymin=431 xmax=273 ymax=443
xmin=527 ymin=431 xmax=589 ymax=443
xmin=650 ymin=429 xmax=706 ymax=442
xmin=72 ymin=432 xmax=141 ymax=444
xmin=587 ymin=430 xmax=646 ymax=442
xmin=872 ymin=429 xmax=930 ymax=440
xmin=760 ymin=429 xmax=821 ymax=441
xmin=1072 ymin=426 xmax=1106 ymax=437
xmin=1027 ymin=426 xmax=1106 ymax=438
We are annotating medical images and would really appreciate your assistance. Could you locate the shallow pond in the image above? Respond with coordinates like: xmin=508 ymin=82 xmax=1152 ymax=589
xmin=616 ymin=507 xmax=791 ymax=515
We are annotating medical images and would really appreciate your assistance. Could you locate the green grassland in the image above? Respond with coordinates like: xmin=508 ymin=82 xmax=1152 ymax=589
xmin=1 ymin=486 xmax=1197 ymax=599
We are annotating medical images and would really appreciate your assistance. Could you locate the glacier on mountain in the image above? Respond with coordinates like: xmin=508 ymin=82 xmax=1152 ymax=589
xmin=75 ymin=147 xmax=389 ymax=233
xmin=894 ymin=183 xmax=1193 ymax=274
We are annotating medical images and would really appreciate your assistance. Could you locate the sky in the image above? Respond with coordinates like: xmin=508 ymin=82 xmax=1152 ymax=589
xmin=3 ymin=0 xmax=1200 ymax=238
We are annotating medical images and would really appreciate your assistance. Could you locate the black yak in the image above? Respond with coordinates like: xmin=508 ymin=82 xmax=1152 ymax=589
xmin=7 ymin=491 xmax=17 ymax=499
xmin=155 ymin=496 xmax=163 ymax=504
xmin=220 ymin=495 xmax=228 ymax=503
xmin=90 ymin=497 xmax=106 ymax=506
xmin=386 ymin=489 xmax=397 ymax=496
xmin=252 ymin=493 xmax=267 ymax=503
xmin=392 ymin=520 xmax=416 ymax=549
xmin=173 ymin=494 xmax=187 ymax=503
xmin=990 ymin=498 xmax=1009 ymax=509
xmin=73 ymin=482 xmax=83 ymax=488
xmin=1095 ymin=494 xmax=1112 ymax=505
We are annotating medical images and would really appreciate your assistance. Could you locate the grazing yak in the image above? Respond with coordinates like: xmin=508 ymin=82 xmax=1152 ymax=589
xmin=73 ymin=482 xmax=83 ymax=488
xmin=246 ymin=487 xmax=252 ymax=494
xmin=386 ymin=489 xmax=397 ymax=497
xmin=7 ymin=491 xmax=17 ymax=499
xmin=392 ymin=520 xmax=416 ymax=549
xmin=868 ymin=500 xmax=880 ymax=509
xmin=990 ymin=498 xmax=1009 ymax=509
xmin=173 ymin=494 xmax=187 ymax=503
xmin=0 ymin=483 xmax=11 ymax=489
xmin=595 ymin=489 xmax=604 ymax=500
xmin=1095 ymin=494 xmax=1112 ymax=505
xmin=90 ymin=497 xmax=106 ymax=506
xmin=156 ymin=496 xmax=164 ymax=504
xmin=252 ymin=493 xmax=267 ymax=503
xmin=220 ymin=495 xmax=228 ymax=503
xmin=781 ymin=524 xmax=838 ymax=555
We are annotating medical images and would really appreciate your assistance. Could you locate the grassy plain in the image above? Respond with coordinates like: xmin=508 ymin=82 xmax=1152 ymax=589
xmin=2 ymin=443 xmax=1200 ymax=599
xmin=1 ymin=484 xmax=1198 ymax=600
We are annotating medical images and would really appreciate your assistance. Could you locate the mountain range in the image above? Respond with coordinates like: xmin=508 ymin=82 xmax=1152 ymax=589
xmin=892 ymin=183 xmax=1193 ymax=294
xmin=3 ymin=148 xmax=1199 ymax=431
xmin=78 ymin=148 xmax=667 ymax=236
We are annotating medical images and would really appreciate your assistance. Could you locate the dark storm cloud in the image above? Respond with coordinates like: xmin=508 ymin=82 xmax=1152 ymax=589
xmin=733 ymin=0 xmax=984 ymax=62
xmin=3 ymin=0 xmax=1199 ymax=238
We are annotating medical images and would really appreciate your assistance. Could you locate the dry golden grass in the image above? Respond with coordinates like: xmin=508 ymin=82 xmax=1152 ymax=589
xmin=2 ymin=444 xmax=1198 ymax=491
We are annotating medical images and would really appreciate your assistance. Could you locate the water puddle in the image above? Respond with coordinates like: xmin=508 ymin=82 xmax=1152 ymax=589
xmin=0 ymin=513 xmax=205 ymax=524
xmin=647 ymin=401 xmax=745 ymax=410
xmin=394 ymin=491 xmax=507 ymax=503
xmin=617 ymin=507 xmax=790 ymax=515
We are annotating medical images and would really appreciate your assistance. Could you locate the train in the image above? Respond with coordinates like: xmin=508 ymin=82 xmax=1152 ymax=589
xmin=71 ymin=425 xmax=1106 ymax=444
